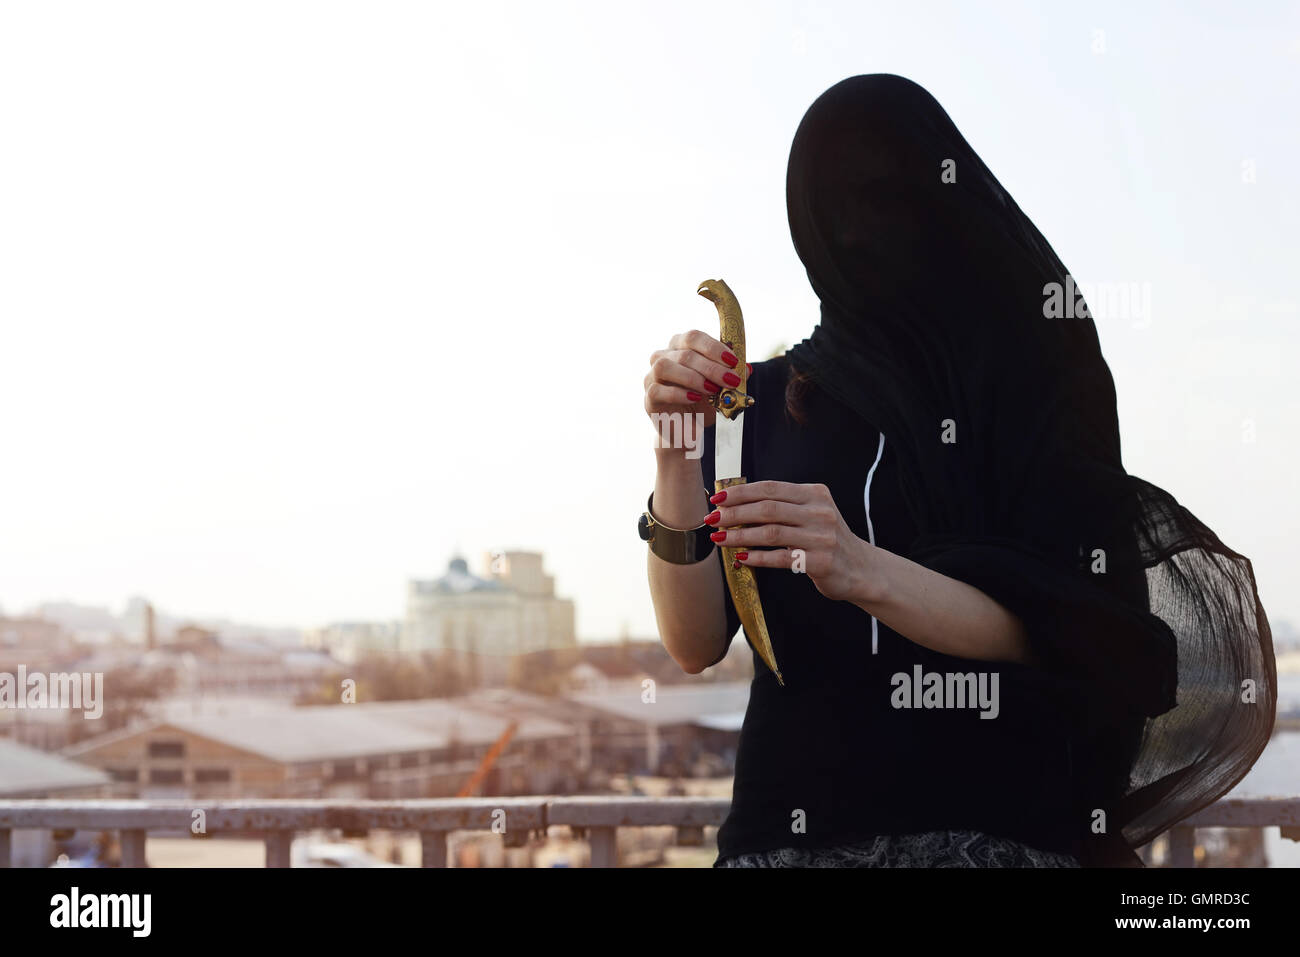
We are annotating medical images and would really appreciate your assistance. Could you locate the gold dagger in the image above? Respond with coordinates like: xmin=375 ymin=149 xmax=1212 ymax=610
xmin=697 ymin=278 xmax=784 ymax=686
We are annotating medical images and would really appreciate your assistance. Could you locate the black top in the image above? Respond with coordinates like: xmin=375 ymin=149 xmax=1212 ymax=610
xmin=779 ymin=74 xmax=1271 ymax=859
xmin=702 ymin=355 xmax=1092 ymax=862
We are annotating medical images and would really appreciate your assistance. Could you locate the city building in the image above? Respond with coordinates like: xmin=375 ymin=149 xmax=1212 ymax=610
xmin=305 ymin=620 xmax=402 ymax=664
xmin=62 ymin=697 xmax=579 ymax=800
xmin=404 ymin=552 xmax=577 ymax=686
xmin=57 ymin=679 xmax=751 ymax=803
xmin=565 ymin=681 xmax=750 ymax=778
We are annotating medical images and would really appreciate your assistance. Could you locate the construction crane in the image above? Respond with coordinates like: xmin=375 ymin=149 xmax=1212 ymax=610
xmin=456 ymin=720 xmax=518 ymax=798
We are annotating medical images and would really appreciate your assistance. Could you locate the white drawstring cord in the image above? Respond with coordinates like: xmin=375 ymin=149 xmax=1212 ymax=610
xmin=863 ymin=433 xmax=886 ymax=654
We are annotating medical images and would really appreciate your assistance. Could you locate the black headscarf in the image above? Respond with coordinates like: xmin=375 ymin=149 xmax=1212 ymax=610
xmin=784 ymin=74 xmax=1275 ymax=864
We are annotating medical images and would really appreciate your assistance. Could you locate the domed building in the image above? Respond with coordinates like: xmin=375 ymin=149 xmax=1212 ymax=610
xmin=403 ymin=552 xmax=576 ymax=687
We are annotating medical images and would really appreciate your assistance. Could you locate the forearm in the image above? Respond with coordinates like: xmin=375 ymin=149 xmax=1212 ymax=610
xmin=647 ymin=452 xmax=730 ymax=673
xmin=851 ymin=539 xmax=1034 ymax=664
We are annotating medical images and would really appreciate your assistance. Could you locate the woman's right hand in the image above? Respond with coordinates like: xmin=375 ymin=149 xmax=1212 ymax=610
xmin=643 ymin=329 xmax=745 ymax=435
xmin=644 ymin=331 xmax=739 ymax=673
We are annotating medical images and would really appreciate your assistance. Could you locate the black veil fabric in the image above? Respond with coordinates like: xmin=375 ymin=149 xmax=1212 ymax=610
xmin=782 ymin=74 xmax=1275 ymax=864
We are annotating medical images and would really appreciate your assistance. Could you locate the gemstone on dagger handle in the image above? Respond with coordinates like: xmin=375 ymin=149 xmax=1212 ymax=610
xmin=695 ymin=279 xmax=754 ymax=421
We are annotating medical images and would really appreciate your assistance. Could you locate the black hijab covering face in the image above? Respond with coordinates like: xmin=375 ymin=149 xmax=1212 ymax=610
xmin=784 ymin=75 xmax=1275 ymax=864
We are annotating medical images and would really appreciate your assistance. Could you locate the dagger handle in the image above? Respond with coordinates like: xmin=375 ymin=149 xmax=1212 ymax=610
xmin=696 ymin=279 xmax=753 ymax=421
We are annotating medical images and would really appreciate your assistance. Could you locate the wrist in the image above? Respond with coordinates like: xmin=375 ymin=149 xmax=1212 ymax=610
xmin=652 ymin=456 xmax=709 ymax=529
xmin=851 ymin=539 xmax=894 ymax=611
xmin=654 ymin=445 xmax=704 ymax=472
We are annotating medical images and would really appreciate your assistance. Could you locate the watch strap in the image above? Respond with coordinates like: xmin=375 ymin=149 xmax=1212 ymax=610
xmin=639 ymin=493 xmax=716 ymax=564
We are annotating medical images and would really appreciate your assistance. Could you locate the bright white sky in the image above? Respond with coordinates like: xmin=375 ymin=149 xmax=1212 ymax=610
xmin=1 ymin=1 xmax=1297 ymax=641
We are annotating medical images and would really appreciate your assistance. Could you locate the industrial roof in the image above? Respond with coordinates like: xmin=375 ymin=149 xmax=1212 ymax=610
xmin=691 ymin=711 xmax=747 ymax=732
xmin=0 ymin=738 xmax=110 ymax=797
xmin=566 ymin=681 xmax=751 ymax=727
xmin=60 ymin=682 xmax=747 ymax=765
xmin=64 ymin=697 xmax=575 ymax=765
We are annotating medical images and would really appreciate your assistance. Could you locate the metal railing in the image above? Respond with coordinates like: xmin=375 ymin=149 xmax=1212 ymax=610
xmin=1173 ymin=797 xmax=1300 ymax=866
xmin=0 ymin=796 xmax=1295 ymax=867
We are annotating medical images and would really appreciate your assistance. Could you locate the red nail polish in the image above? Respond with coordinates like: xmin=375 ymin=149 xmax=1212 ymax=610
xmin=732 ymin=560 xmax=741 ymax=569
xmin=721 ymin=350 xmax=738 ymax=368
xmin=709 ymin=490 xmax=727 ymax=504
xmin=702 ymin=380 xmax=720 ymax=393
xmin=746 ymin=362 xmax=752 ymax=375
xmin=704 ymin=511 xmax=721 ymax=525
xmin=710 ymin=530 xmax=726 ymax=543
xmin=686 ymin=390 xmax=703 ymax=401
xmin=736 ymin=551 xmax=749 ymax=561
xmin=723 ymin=372 xmax=741 ymax=388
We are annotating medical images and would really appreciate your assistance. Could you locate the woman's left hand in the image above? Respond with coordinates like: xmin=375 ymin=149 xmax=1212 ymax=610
xmin=708 ymin=480 xmax=1037 ymax=664
xmin=704 ymin=481 xmax=879 ymax=604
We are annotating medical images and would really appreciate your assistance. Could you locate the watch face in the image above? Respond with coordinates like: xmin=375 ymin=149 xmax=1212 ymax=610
xmin=637 ymin=512 xmax=653 ymax=541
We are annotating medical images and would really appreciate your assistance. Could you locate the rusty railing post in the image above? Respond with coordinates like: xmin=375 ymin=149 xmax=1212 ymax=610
xmin=588 ymin=826 xmax=617 ymax=868
xmin=420 ymin=831 xmax=447 ymax=868
xmin=120 ymin=829 xmax=147 ymax=868
xmin=265 ymin=831 xmax=293 ymax=868
xmin=1167 ymin=826 xmax=1196 ymax=867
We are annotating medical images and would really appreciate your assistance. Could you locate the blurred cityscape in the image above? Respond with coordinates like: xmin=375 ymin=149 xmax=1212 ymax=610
xmin=0 ymin=550 xmax=755 ymax=867
xmin=3 ymin=551 xmax=1298 ymax=867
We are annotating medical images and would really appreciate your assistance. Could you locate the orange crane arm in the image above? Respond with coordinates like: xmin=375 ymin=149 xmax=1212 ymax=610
xmin=456 ymin=720 xmax=519 ymax=798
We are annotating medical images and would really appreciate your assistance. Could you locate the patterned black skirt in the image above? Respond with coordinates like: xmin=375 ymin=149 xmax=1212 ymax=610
xmin=714 ymin=829 xmax=1080 ymax=868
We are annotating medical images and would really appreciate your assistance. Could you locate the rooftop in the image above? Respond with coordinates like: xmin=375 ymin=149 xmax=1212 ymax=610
xmin=567 ymin=681 xmax=751 ymax=728
xmin=411 ymin=556 xmax=507 ymax=596
xmin=0 ymin=738 xmax=109 ymax=797
xmin=64 ymin=696 xmax=577 ymax=765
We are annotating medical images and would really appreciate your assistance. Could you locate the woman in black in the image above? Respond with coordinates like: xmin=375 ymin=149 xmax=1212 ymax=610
xmin=643 ymin=75 xmax=1275 ymax=868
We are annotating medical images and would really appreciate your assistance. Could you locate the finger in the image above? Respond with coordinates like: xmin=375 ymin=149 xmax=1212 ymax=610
xmin=668 ymin=329 xmax=741 ymax=372
xmin=710 ymin=524 xmax=818 ymax=549
xmin=674 ymin=348 xmax=740 ymax=395
xmin=650 ymin=353 xmax=721 ymax=396
xmin=645 ymin=382 xmax=707 ymax=410
xmin=732 ymin=548 xmax=800 ymax=570
xmin=709 ymin=500 xmax=807 ymax=528
xmin=709 ymin=481 xmax=824 ymax=507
